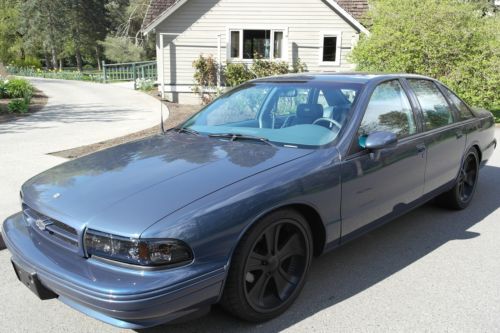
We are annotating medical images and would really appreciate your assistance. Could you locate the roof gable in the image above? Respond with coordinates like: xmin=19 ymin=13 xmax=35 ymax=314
xmin=142 ymin=0 xmax=369 ymax=34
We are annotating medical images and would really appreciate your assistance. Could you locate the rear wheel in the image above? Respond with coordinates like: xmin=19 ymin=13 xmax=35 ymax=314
xmin=220 ymin=209 xmax=312 ymax=322
xmin=437 ymin=148 xmax=479 ymax=210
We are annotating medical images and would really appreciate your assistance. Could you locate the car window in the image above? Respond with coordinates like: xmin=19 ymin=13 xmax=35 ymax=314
xmin=358 ymin=80 xmax=416 ymax=139
xmin=274 ymin=88 xmax=310 ymax=116
xmin=205 ymin=85 xmax=271 ymax=125
xmin=442 ymin=86 xmax=474 ymax=120
xmin=408 ymin=79 xmax=454 ymax=130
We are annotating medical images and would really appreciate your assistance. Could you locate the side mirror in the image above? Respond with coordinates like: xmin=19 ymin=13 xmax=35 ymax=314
xmin=362 ymin=131 xmax=398 ymax=150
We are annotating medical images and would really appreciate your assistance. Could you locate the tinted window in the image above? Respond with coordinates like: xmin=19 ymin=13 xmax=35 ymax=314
xmin=442 ymin=86 xmax=474 ymax=120
xmin=359 ymin=80 xmax=416 ymax=139
xmin=408 ymin=79 xmax=454 ymax=129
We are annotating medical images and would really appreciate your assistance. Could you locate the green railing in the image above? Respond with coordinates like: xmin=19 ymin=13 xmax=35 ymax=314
xmin=102 ymin=61 xmax=157 ymax=89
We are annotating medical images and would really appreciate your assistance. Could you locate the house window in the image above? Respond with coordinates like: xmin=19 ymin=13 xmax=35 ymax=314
xmin=320 ymin=32 xmax=342 ymax=65
xmin=229 ymin=29 xmax=286 ymax=60
xmin=231 ymin=31 xmax=240 ymax=58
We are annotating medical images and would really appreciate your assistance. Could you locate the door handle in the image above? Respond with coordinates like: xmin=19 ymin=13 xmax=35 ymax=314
xmin=456 ymin=130 xmax=464 ymax=139
xmin=416 ymin=144 xmax=426 ymax=153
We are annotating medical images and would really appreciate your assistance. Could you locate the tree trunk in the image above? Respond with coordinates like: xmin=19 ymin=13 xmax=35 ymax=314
xmin=44 ymin=52 xmax=51 ymax=70
xmin=75 ymin=47 xmax=83 ymax=72
xmin=96 ymin=46 xmax=102 ymax=70
xmin=51 ymin=47 xmax=58 ymax=70
xmin=59 ymin=59 xmax=63 ymax=71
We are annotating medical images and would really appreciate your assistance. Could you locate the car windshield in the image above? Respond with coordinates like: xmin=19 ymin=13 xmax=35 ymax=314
xmin=182 ymin=81 xmax=363 ymax=147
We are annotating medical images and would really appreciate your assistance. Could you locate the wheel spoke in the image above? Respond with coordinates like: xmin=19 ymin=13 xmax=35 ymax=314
xmin=278 ymin=233 xmax=304 ymax=260
xmin=247 ymin=252 xmax=267 ymax=271
xmin=273 ymin=270 xmax=293 ymax=301
xmin=264 ymin=225 xmax=278 ymax=255
xmin=249 ymin=273 xmax=272 ymax=305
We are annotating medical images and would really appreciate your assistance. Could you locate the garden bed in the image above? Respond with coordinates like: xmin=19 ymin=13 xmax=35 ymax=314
xmin=0 ymin=88 xmax=48 ymax=124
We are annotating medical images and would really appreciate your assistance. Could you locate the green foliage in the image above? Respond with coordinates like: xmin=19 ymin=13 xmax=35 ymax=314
xmin=0 ymin=79 xmax=7 ymax=99
xmin=7 ymin=98 xmax=29 ymax=114
xmin=9 ymin=56 xmax=42 ymax=69
xmin=225 ymin=63 xmax=254 ymax=87
xmin=292 ymin=58 xmax=308 ymax=73
xmin=491 ymin=108 xmax=500 ymax=123
xmin=135 ymin=78 xmax=155 ymax=91
xmin=101 ymin=36 xmax=145 ymax=63
xmin=192 ymin=54 xmax=220 ymax=104
xmin=350 ymin=0 xmax=499 ymax=109
xmin=251 ymin=58 xmax=290 ymax=78
xmin=5 ymin=78 xmax=34 ymax=99
xmin=7 ymin=66 xmax=102 ymax=82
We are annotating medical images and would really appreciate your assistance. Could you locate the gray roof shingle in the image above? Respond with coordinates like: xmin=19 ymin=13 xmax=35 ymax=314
xmin=142 ymin=0 xmax=368 ymax=31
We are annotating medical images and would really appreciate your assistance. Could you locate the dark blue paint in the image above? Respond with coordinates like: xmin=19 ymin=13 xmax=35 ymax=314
xmin=2 ymin=73 xmax=496 ymax=328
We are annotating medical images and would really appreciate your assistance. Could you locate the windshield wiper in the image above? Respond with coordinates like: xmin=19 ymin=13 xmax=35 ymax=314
xmin=174 ymin=127 xmax=200 ymax=136
xmin=208 ymin=133 xmax=275 ymax=146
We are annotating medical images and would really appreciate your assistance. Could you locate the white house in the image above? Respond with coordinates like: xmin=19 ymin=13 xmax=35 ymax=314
xmin=142 ymin=0 xmax=369 ymax=103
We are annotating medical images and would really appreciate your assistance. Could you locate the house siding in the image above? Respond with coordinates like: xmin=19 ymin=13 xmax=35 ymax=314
xmin=156 ymin=0 xmax=361 ymax=103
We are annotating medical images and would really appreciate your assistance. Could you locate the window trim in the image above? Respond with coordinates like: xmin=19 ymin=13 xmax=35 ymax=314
xmin=406 ymin=78 xmax=457 ymax=131
xmin=319 ymin=31 xmax=342 ymax=66
xmin=347 ymin=78 xmax=420 ymax=157
xmin=226 ymin=27 xmax=288 ymax=62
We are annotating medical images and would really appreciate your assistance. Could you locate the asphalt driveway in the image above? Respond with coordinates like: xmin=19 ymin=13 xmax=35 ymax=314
xmin=0 ymin=78 xmax=161 ymax=225
xmin=0 ymin=104 xmax=499 ymax=330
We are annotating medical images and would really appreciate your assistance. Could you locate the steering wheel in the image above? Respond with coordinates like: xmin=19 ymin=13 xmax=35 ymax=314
xmin=313 ymin=117 xmax=342 ymax=130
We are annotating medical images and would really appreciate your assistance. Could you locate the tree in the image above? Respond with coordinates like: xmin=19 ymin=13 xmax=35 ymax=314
xmin=351 ymin=0 xmax=499 ymax=109
xmin=0 ymin=0 xmax=23 ymax=64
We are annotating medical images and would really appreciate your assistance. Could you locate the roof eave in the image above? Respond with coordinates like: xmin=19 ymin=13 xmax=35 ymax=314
xmin=142 ymin=0 xmax=369 ymax=36
xmin=142 ymin=0 xmax=189 ymax=35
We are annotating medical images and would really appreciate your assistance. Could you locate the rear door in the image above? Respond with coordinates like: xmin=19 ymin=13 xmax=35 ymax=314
xmin=405 ymin=79 xmax=466 ymax=194
xmin=340 ymin=79 xmax=427 ymax=236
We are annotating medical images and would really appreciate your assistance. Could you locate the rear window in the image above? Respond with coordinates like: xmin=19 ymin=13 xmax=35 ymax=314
xmin=442 ymin=86 xmax=474 ymax=121
xmin=408 ymin=79 xmax=454 ymax=130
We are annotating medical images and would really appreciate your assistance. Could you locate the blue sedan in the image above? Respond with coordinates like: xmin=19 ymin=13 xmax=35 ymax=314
xmin=2 ymin=74 xmax=497 ymax=328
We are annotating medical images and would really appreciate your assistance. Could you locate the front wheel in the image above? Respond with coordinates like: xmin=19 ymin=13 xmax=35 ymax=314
xmin=437 ymin=148 xmax=479 ymax=210
xmin=220 ymin=209 xmax=313 ymax=322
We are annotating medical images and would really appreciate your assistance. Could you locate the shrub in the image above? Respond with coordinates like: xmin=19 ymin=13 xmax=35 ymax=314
xmin=136 ymin=78 xmax=155 ymax=91
xmin=0 ymin=78 xmax=7 ymax=98
xmin=251 ymin=58 xmax=289 ymax=78
xmin=225 ymin=63 xmax=254 ymax=87
xmin=7 ymin=98 xmax=29 ymax=113
xmin=5 ymin=78 xmax=34 ymax=99
xmin=350 ymin=0 xmax=499 ymax=109
xmin=192 ymin=54 xmax=220 ymax=104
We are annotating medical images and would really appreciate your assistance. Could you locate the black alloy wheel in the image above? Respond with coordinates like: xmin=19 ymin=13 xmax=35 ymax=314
xmin=221 ymin=209 xmax=312 ymax=322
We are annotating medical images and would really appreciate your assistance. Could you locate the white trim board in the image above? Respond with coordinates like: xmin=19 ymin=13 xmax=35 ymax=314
xmin=143 ymin=0 xmax=370 ymax=36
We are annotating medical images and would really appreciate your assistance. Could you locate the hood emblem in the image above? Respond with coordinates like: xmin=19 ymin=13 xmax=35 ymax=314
xmin=35 ymin=219 xmax=53 ymax=231
xmin=53 ymin=193 xmax=61 ymax=199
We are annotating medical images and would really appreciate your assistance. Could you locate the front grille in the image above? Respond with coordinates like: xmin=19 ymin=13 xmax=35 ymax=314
xmin=22 ymin=204 xmax=80 ymax=251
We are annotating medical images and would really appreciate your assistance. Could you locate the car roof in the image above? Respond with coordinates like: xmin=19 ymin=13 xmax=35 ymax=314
xmin=251 ymin=72 xmax=433 ymax=84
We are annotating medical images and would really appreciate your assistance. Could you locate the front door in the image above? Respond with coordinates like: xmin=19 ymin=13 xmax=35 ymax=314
xmin=341 ymin=79 xmax=427 ymax=237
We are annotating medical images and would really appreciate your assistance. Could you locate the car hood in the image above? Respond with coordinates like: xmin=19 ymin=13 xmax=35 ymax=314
xmin=21 ymin=132 xmax=312 ymax=237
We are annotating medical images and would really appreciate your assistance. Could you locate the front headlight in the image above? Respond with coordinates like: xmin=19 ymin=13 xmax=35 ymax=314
xmin=84 ymin=229 xmax=193 ymax=267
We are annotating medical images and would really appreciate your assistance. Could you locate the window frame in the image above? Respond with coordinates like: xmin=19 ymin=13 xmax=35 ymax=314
xmin=437 ymin=83 xmax=475 ymax=122
xmin=319 ymin=31 xmax=342 ymax=66
xmin=227 ymin=27 xmax=288 ymax=62
xmin=405 ymin=78 xmax=457 ymax=131
xmin=347 ymin=78 xmax=422 ymax=157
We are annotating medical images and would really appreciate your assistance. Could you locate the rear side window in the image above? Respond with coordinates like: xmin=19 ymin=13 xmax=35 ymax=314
xmin=407 ymin=79 xmax=454 ymax=130
xmin=358 ymin=80 xmax=416 ymax=139
xmin=442 ymin=86 xmax=474 ymax=120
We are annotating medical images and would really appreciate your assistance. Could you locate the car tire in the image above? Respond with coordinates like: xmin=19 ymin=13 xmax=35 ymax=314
xmin=220 ymin=208 xmax=313 ymax=322
xmin=437 ymin=148 xmax=479 ymax=210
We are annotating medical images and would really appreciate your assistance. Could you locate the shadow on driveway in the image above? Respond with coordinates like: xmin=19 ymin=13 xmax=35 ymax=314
xmin=0 ymin=103 xmax=141 ymax=135
xmin=139 ymin=164 xmax=500 ymax=333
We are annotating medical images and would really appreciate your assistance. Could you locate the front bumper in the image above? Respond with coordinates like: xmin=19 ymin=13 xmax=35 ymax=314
xmin=2 ymin=213 xmax=226 ymax=329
